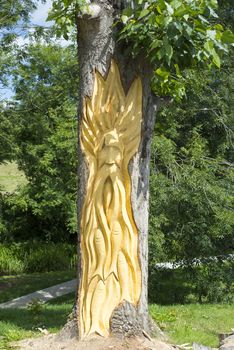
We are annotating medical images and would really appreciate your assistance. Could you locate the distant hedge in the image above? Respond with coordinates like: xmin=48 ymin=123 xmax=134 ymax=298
xmin=149 ymin=259 xmax=234 ymax=304
xmin=0 ymin=242 xmax=77 ymax=275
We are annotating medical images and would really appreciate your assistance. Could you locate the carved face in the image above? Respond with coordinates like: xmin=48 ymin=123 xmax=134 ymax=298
xmin=97 ymin=130 xmax=123 ymax=168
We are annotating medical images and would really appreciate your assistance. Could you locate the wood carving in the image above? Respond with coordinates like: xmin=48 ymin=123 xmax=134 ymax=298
xmin=79 ymin=60 xmax=142 ymax=338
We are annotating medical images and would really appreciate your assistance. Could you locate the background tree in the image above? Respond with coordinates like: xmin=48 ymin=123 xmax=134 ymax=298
xmin=148 ymin=0 xmax=234 ymax=304
xmin=0 ymin=0 xmax=39 ymax=160
xmin=149 ymin=65 xmax=234 ymax=303
xmin=0 ymin=39 xmax=78 ymax=242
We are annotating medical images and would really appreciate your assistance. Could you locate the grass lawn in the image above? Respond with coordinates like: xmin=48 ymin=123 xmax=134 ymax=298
xmin=0 ymin=270 xmax=76 ymax=303
xmin=0 ymin=272 xmax=233 ymax=349
xmin=0 ymin=297 xmax=233 ymax=349
xmin=0 ymin=294 xmax=74 ymax=350
xmin=0 ymin=273 xmax=75 ymax=350
xmin=150 ymin=303 xmax=234 ymax=348
xmin=0 ymin=162 xmax=27 ymax=193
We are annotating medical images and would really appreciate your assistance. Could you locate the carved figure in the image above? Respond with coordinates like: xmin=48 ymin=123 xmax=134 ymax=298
xmin=79 ymin=60 xmax=142 ymax=338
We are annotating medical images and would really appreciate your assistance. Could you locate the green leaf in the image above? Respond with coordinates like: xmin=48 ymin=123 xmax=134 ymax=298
xmin=47 ymin=11 xmax=61 ymax=21
xmin=165 ymin=42 xmax=173 ymax=65
xmin=156 ymin=14 xmax=164 ymax=25
xmin=138 ymin=9 xmax=150 ymax=20
xmin=156 ymin=4 xmax=162 ymax=14
xmin=149 ymin=39 xmax=163 ymax=52
xmin=210 ymin=0 xmax=218 ymax=7
xmin=214 ymin=24 xmax=223 ymax=31
xmin=212 ymin=49 xmax=220 ymax=68
xmin=165 ymin=2 xmax=174 ymax=15
xmin=156 ymin=67 xmax=170 ymax=81
xmin=122 ymin=8 xmax=133 ymax=17
xmin=174 ymin=5 xmax=188 ymax=17
xmin=204 ymin=40 xmax=214 ymax=54
xmin=221 ymin=31 xmax=234 ymax=44
xmin=170 ymin=0 xmax=182 ymax=9
xmin=174 ymin=63 xmax=181 ymax=76
xmin=121 ymin=15 xmax=129 ymax=24
xmin=204 ymin=41 xmax=221 ymax=68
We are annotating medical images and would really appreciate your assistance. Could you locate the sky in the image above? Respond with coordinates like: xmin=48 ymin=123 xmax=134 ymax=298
xmin=31 ymin=0 xmax=53 ymax=27
xmin=1 ymin=0 xmax=54 ymax=100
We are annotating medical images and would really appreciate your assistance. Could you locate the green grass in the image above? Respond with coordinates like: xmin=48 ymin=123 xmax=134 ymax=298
xmin=150 ymin=303 xmax=234 ymax=348
xmin=0 ymin=270 xmax=76 ymax=303
xmin=0 ymin=297 xmax=74 ymax=349
xmin=0 ymin=271 xmax=233 ymax=349
xmin=0 ymin=274 xmax=75 ymax=349
xmin=0 ymin=162 xmax=27 ymax=193
xmin=1 ymin=300 xmax=232 ymax=349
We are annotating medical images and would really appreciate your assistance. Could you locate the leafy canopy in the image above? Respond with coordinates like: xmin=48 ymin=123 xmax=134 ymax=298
xmin=149 ymin=62 xmax=234 ymax=265
xmin=0 ymin=0 xmax=40 ymax=94
xmin=0 ymin=39 xmax=78 ymax=242
xmin=49 ymin=0 xmax=234 ymax=99
xmin=47 ymin=0 xmax=86 ymax=39
xmin=120 ymin=0 xmax=234 ymax=99
xmin=0 ymin=0 xmax=37 ymax=29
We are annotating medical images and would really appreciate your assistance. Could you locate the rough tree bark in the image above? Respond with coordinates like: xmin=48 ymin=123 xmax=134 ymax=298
xmin=68 ymin=0 xmax=161 ymax=340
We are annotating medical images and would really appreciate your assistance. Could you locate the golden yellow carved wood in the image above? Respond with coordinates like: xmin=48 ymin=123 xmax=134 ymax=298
xmin=78 ymin=60 xmax=142 ymax=338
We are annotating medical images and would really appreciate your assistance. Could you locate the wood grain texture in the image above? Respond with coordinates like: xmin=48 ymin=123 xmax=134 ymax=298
xmin=79 ymin=60 xmax=142 ymax=338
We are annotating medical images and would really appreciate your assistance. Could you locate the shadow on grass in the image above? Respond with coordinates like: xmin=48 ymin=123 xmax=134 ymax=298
xmin=149 ymin=269 xmax=195 ymax=305
xmin=0 ymin=304 xmax=73 ymax=333
xmin=0 ymin=270 xmax=76 ymax=304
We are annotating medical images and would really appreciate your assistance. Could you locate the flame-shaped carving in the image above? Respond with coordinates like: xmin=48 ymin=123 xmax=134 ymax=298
xmin=78 ymin=60 xmax=142 ymax=338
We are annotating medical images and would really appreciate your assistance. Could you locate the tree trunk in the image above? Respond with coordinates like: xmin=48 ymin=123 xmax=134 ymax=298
xmin=75 ymin=0 xmax=160 ymax=340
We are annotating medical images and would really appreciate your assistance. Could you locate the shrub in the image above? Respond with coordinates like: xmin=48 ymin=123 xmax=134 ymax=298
xmin=149 ymin=258 xmax=234 ymax=305
xmin=0 ymin=244 xmax=25 ymax=275
xmin=25 ymin=243 xmax=71 ymax=273
xmin=0 ymin=242 xmax=77 ymax=274
xmin=149 ymin=268 xmax=193 ymax=304
xmin=190 ymin=259 xmax=234 ymax=303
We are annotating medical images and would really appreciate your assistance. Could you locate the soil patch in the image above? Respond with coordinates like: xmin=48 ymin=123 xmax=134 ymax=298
xmin=12 ymin=334 xmax=177 ymax=350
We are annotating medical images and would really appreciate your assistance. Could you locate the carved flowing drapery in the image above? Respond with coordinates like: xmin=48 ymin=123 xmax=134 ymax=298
xmin=78 ymin=60 xmax=143 ymax=338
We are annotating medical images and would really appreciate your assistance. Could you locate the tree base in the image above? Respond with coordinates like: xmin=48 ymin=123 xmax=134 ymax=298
xmin=110 ymin=301 xmax=164 ymax=340
xmin=12 ymin=309 xmax=170 ymax=350
xmin=13 ymin=333 xmax=176 ymax=350
xmin=56 ymin=302 xmax=165 ymax=342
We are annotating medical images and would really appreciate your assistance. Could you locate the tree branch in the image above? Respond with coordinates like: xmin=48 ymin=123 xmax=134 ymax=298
xmin=78 ymin=1 xmax=102 ymax=19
